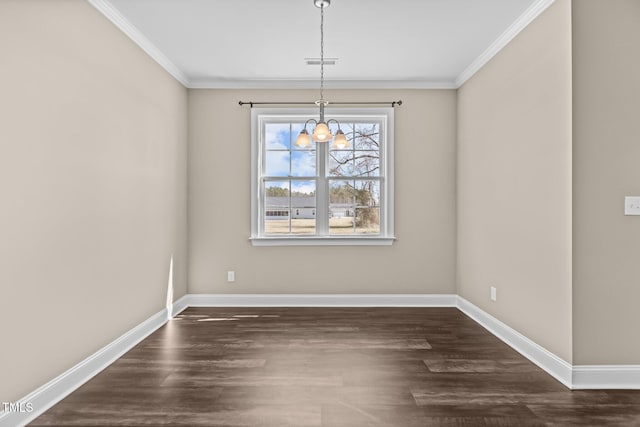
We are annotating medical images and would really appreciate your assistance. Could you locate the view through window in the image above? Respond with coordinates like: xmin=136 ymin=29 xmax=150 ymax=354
xmin=251 ymin=108 xmax=394 ymax=244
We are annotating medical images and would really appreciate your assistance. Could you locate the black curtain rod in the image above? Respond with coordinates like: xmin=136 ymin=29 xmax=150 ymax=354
xmin=238 ymin=100 xmax=402 ymax=107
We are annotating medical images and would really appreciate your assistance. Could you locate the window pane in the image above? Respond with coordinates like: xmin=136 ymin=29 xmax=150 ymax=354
xmin=291 ymin=150 xmax=316 ymax=177
xmin=265 ymin=151 xmax=290 ymax=177
xmin=291 ymin=181 xmax=316 ymax=235
xmin=265 ymin=123 xmax=291 ymax=150
xmin=329 ymin=215 xmax=354 ymax=234
xmin=355 ymin=208 xmax=380 ymax=234
xmin=355 ymin=180 xmax=380 ymax=207
xmin=292 ymin=180 xmax=316 ymax=197
xmin=329 ymin=180 xmax=354 ymax=205
xmin=329 ymin=150 xmax=353 ymax=177
xmin=354 ymin=123 xmax=380 ymax=150
xmin=264 ymin=181 xmax=290 ymax=234
xmin=329 ymin=180 xmax=354 ymax=235
xmin=265 ymin=181 xmax=290 ymax=198
xmin=354 ymin=151 xmax=380 ymax=177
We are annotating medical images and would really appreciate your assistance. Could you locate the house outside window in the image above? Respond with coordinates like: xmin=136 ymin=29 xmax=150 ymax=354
xmin=251 ymin=108 xmax=395 ymax=246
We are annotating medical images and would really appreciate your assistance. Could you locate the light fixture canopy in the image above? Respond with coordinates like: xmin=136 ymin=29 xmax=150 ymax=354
xmin=295 ymin=0 xmax=350 ymax=150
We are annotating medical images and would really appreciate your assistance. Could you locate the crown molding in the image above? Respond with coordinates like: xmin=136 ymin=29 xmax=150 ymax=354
xmin=89 ymin=0 xmax=554 ymax=91
xmin=455 ymin=0 xmax=556 ymax=87
xmin=87 ymin=0 xmax=190 ymax=87
xmin=187 ymin=78 xmax=457 ymax=90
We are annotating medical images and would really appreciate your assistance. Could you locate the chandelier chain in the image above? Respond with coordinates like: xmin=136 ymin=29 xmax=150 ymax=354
xmin=320 ymin=3 xmax=324 ymax=101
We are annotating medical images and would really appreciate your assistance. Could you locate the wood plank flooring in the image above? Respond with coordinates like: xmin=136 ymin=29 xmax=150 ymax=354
xmin=31 ymin=307 xmax=640 ymax=426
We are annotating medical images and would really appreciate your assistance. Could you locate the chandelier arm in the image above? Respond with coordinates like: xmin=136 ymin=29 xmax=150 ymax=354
xmin=326 ymin=118 xmax=341 ymax=129
xmin=303 ymin=118 xmax=319 ymax=129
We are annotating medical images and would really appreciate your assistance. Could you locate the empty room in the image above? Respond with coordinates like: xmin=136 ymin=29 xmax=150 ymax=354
xmin=1 ymin=0 xmax=640 ymax=425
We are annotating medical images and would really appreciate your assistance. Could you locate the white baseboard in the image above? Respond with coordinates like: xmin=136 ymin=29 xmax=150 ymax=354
xmin=0 ymin=296 xmax=188 ymax=427
xmin=171 ymin=294 xmax=190 ymax=317
xmin=185 ymin=293 xmax=458 ymax=307
xmin=3 ymin=293 xmax=639 ymax=427
xmin=456 ymin=296 xmax=640 ymax=390
xmin=572 ymin=365 xmax=640 ymax=389
xmin=456 ymin=296 xmax=574 ymax=388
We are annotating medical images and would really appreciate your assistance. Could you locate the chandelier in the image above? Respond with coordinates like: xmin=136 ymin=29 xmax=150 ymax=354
xmin=294 ymin=0 xmax=350 ymax=150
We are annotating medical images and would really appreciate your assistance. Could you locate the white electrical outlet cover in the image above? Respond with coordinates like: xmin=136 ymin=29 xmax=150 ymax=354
xmin=625 ymin=196 xmax=640 ymax=215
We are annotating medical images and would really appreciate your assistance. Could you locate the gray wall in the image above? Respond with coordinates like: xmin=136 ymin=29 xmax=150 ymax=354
xmin=572 ymin=0 xmax=640 ymax=364
xmin=457 ymin=0 xmax=573 ymax=362
xmin=188 ymin=89 xmax=457 ymax=294
xmin=0 ymin=0 xmax=188 ymax=402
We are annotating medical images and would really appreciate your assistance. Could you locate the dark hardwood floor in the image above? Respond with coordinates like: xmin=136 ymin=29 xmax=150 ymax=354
xmin=31 ymin=307 xmax=640 ymax=426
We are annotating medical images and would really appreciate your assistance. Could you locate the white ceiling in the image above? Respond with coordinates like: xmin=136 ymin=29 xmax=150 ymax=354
xmin=93 ymin=0 xmax=553 ymax=88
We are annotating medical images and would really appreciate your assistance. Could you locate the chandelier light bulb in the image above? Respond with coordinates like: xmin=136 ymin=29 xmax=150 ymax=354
xmin=331 ymin=129 xmax=349 ymax=149
xmin=312 ymin=122 xmax=333 ymax=142
xmin=295 ymin=128 xmax=312 ymax=148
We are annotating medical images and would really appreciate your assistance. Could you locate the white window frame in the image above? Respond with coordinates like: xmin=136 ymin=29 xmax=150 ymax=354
xmin=250 ymin=107 xmax=395 ymax=246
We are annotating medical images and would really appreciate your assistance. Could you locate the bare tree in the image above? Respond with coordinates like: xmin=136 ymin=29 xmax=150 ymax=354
xmin=328 ymin=124 xmax=380 ymax=228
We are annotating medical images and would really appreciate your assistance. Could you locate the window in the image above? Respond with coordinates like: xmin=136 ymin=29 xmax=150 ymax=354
xmin=251 ymin=108 xmax=394 ymax=246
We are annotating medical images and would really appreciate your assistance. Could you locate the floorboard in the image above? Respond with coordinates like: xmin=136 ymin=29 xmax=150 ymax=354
xmin=31 ymin=307 xmax=640 ymax=426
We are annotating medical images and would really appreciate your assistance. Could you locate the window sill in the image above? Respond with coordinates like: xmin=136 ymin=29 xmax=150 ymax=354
xmin=249 ymin=236 xmax=396 ymax=246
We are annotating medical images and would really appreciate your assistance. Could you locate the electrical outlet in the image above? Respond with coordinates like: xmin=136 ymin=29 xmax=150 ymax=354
xmin=625 ymin=196 xmax=640 ymax=215
xmin=490 ymin=286 xmax=497 ymax=302
xmin=227 ymin=271 xmax=235 ymax=282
